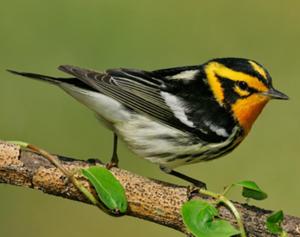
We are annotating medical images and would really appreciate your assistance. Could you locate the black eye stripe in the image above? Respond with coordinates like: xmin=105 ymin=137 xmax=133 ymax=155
xmin=216 ymin=76 xmax=260 ymax=102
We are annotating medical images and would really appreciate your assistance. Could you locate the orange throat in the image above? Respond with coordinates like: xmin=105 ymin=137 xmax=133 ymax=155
xmin=232 ymin=95 xmax=269 ymax=134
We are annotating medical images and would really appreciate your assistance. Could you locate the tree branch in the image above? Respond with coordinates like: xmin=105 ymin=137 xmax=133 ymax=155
xmin=0 ymin=141 xmax=299 ymax=236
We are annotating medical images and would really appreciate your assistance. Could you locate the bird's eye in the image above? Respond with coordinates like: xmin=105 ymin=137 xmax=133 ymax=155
xmin=237 ymin=81 xmax=249 ymax=90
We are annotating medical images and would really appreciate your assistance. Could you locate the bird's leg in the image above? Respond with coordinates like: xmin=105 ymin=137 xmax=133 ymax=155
xmin=111 ymin=133 xmax=119 ymax=165
xmin=106 ymin=133 xmax=119 ymax=169
xmin=160 ymin=166 xmax=207 ymax=189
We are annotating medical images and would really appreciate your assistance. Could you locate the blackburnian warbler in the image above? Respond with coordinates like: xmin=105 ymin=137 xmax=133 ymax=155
xmin=8 ymin=58 xmax=288 ymax=188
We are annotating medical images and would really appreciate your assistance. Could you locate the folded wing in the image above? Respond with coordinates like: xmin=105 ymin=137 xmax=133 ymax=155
xmin=58 ymin=65 xmax=203 ymax=139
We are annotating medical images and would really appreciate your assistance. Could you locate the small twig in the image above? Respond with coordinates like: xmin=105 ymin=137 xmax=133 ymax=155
xmin=26 ymin=143 xmax=119 ymax=216
xmin=27 ymin=144 xmax=99 ymax=204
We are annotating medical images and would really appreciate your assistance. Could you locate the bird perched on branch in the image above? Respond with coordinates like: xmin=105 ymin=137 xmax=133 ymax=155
xmin=8 ymin=58 xmax=288 ymax=188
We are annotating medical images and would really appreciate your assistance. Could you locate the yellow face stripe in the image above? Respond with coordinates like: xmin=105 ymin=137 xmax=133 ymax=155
xmin=249 ymin=60 xmax=268 ymax=80
xmin=205 ymin=63 xmax=225 ymax=105
xmin=205 ymin=62 xmax=268 ymax=105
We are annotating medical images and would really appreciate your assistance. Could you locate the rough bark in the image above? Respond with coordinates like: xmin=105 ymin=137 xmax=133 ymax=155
xmin=0 ymin=141 xmax=299 ymax=236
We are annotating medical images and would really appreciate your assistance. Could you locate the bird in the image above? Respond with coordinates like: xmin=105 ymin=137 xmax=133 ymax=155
xmin=8 ymin=58 xmax=288 ymax=188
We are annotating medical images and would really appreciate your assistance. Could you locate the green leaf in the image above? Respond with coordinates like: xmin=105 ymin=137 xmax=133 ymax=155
xmin=266 ymin=210 xmax=284 ymax=234
xmin=182 ymin=199 xmax=217 ymax=226
xmin=82 ymin=166 xmax=127 ymax=213
xmin=205 ymin=220 xmax=241 ymax=237
xmin=181 ymin=200 xmax=240 ymax=237
xmin=236 ymin=180 xmax=268 ymax=200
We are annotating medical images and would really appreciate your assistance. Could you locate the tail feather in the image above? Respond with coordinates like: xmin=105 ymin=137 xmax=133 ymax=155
xmin=6 ymin=69 xmax=64 ymax=84
xmin=7 ymin=69 xmax=98 ymax=92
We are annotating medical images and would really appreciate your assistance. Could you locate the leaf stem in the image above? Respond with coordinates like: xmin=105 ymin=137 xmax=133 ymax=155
xmin=222 ymin=184 xmax=234 ymax=196
xmin=199 ymin=188 xmax=246 ymax=237
xmin=218 ymin=195 xmax=246 ymax=237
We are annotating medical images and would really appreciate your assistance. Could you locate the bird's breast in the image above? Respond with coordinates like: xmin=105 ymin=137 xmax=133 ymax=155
xmin=231 ymin=94 xmax=269 ymax=134
xmin=114 ymin=114 xmax=242 ymax=168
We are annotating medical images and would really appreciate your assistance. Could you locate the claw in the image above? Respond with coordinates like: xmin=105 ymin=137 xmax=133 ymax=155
xmin=87 ymin=158 xmax=104 ymax=166
xmin=187 ymin=184 xmax=207 ymax=200
xmin=105 ymin=161 xmax=118 ymax=170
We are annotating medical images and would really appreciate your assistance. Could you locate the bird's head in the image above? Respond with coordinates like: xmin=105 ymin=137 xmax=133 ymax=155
xmin=204 ymin=58 xmax=289 ymax=134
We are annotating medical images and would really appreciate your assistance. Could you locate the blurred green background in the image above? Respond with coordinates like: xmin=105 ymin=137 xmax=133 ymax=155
xmin=0 ymin=1 xmax=299 ymax=236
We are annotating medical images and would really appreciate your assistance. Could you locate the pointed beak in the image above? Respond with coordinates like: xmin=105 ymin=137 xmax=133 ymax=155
xmin=261 ymin=88 xmax=289 ymax=100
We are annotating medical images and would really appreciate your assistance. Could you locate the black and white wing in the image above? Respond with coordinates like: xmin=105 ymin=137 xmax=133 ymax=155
xmin=58 ymin=65 xmax=204 ymax=134
xmin=58 ymin=65 xmax=235 ymax=143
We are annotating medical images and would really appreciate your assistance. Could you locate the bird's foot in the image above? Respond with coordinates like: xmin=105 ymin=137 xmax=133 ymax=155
xmin=190 ymin=180 xmax=207 ymax=190
xmin=105 ymin=161 xmax=118 ymax=170
xmin=106 ymin=153 xmax=119 ymax=169
xmin=87 ymin=157 xmax=118 ymax=169
xmin=87 ymin=158 xmax=104 ymax=166
xmin=187 ymin=182 xmax=207 ymax=200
